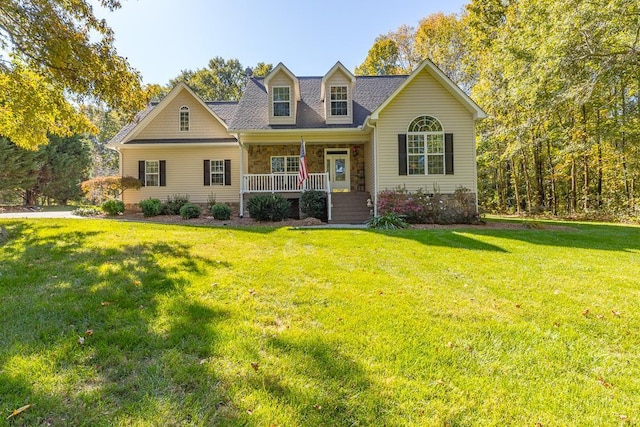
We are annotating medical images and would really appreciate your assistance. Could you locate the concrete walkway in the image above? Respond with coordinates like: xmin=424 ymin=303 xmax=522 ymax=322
xmin=0 ymin=210 xmax=81 ymax=219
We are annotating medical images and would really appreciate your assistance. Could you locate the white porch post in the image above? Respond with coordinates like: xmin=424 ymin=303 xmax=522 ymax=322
xmin=238 ymin=139 xmax=244 ymax=217
xmin=326 ymin=172 xmax=332 ymax=221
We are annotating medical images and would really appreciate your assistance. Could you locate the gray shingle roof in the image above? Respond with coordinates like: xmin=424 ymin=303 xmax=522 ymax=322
xmin=206 ymin=101 xmax=238 ymax=125
xmin=228 ymin=75 xmax=407 ymax=130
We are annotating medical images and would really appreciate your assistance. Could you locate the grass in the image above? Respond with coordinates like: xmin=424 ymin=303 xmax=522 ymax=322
xmin=0 ymin=218 xmax=638 ymax=426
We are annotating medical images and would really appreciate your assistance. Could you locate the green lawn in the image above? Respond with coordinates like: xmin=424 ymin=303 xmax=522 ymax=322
xmin=0 ymin=218 xmax=638 ymax=426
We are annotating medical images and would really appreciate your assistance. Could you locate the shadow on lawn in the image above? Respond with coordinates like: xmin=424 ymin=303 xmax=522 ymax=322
xmin=0 ymin=221 xmax=234 ymax=425
xmin=238 ymin=335 xmax=392 ymax=426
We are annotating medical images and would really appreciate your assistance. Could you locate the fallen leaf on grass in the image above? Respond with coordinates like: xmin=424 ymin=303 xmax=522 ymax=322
xmin=78 ymin=337 xmax=85 ymax=345
xmin=582 ymin=309 xmax=590 ymax=317
xmin=100 ymin=301 xmax=111 ymax=306
xmin=515 ymin=303 xmax=521 ymax=308
xmin=85 ymin=329 xmax=93 ymax=336
xmin=611 ymin=310 xmax=621 ymax=317
xmin=250 ymin=362 xmax=259 ymax=371
xmin=313 ymin=404 xmax=322 ymax=410
xmin=446 ymin=341 xmax=454 ymax=349
xmin=249 ymin=289 xmax=257 ymax=296
xmin=133 ymin=280 xmax=141 ymax=287
xmin=7 ymin=404 xmax=32 ymax=419
xmin=598 ymin=376 xmax=614 ymax=388
xmin=246 ymin=409 xmax=253 ymax=415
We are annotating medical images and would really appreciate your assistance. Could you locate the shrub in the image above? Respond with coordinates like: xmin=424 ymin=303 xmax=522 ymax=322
xmin=211 ymin=203 xmax=231 ymax=220
xmin=161 ymin=194 xmax=190 ymax=215
xmin=139 ymin=198 xmax=162 ymax=217
xmin=81 ymin=176 xmax=141 ymax=204
xmin=72 ymin=207 xmax=102 ymax=217
xmin=179 ymin=203 xmax=201 ymax=219
xmin=377 ymin=186 xmax=478 ymax=224
xmin=101 ymin=199 xmax=125 ymax=216
xmin=367 ymin=212 xmax=409 ymax=229
xmin=247 ymin=194 xmax=291 ymax=221
xmin=300 ymin=190 xmax=327 ymax=220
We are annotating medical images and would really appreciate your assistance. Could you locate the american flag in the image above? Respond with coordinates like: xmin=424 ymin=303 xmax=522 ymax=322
xmin=298 ymin=137 xmax=310 ymax=188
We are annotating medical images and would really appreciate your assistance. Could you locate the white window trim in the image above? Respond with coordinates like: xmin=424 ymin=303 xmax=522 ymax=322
xmin=209 ymin=159 xmax=225 ymax=186
xmin=270 ymin=155 xmax=300 ymax=174
xmin=329 ymin=85 xmax=348 ymax=117
xmin=145 ymin=160 xmax=160 ymax=186
xmin=407 ymin=115 xmax=445 ymax=176
xmin=179 ymin=105 xmax=190 ymax=132
xmin=272 ymin=86 xmax=291 ymax=117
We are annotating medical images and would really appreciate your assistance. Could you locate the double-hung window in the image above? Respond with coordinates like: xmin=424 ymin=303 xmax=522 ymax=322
xmin=273 ymin=87 xmax=291 ymax=117
xmin=271 ymin=156 xmax=299 ymax=174
xmin=145 ymin=160 xmax=160 ymax=186
xmin=209 ymin=160 xmax=224 ymax=185
xmin=330 ymin=86 xmax=348 ymax=116
xmin=407 ymin=116 xmax=444 ymax=175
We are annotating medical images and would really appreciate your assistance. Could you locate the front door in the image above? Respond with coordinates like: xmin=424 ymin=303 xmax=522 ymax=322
xmin=325 ymin=149 xmax=350 ymax=192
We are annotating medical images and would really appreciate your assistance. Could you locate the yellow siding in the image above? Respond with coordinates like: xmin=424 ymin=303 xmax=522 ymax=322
xmin=134 ymin=91 xmax=229 ymax=140
xmin=267 ymin=71 xmax=296 ymax=125
xmin=324 ymin=70 xmax=353 ymax=125
xmin=120 ymin=145 xmax=240 ymax=205
xmin=364 ymin=136 xmax=375 ymax=194
xmin=376 ymin=71 xmax=477 ymax=194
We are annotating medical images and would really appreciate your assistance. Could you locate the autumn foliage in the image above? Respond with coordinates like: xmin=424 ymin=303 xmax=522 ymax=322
xmin=81 ymin=176 xmax=141 ymax=204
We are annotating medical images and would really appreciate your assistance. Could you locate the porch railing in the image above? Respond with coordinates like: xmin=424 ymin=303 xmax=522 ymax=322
xmin=242 ymin=173 xmax=330 ymax=193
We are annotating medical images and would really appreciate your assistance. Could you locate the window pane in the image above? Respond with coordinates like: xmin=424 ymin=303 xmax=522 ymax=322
xmin=408 ymin=155 xmax=425 ymax=175
xmin=428 ymin=155 xmax=444 ymax=174
xmin=273 ymin=87 xmax=290 ymax=101
xmin=146 ymin=174 xmax=159 ymax=186
xmin=273 ymin=102 xmax=290 ymax=117
xmin=286 ymin=156 xmax=299 ymax=173
xmin=427 ymin=134 xmax=444 ymax=153
xmin=331 ymin=101 xmax=347 ymax=116
xmin=271 ymin=157 xmax=285 ymax=173
xmin=331 ymin=86 xmax=347 ymax=100
xmin=408 ymin=135 xmax=424 ymax=154
xmin=145 ymin=161 xmax=158 ymax=173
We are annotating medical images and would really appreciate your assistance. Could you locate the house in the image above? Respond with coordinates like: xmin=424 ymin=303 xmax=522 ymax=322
xmin=108 ymin=59 xmax=486 ymax=223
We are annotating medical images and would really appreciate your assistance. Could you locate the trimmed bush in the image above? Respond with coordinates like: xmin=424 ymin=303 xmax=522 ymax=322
xmin=247 ymin=194 xmax=291 ymax=221
xmin=139 ymin=198 xmax=162 ymax=217
xmin=211 ymin=203 xmax=231 ymax=220
xmin=101 ymin=199 xmax=125 ymax=216
xmin=161 ymin=194 xmax=190 ymax=215
xmin=300 ymin=190 xmax=327 ymax=221
xmin=179 ymin=203 xmax=201 ymax=219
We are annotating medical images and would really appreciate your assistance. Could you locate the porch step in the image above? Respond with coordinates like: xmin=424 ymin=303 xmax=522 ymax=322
xmin=329 ymin=192 xmax=372 ymax=224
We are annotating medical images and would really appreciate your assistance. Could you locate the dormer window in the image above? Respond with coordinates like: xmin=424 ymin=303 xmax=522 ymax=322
xmin=179 ymin=106 xmax=190 ymax=131
xmin=330 ymin=86 xmax=348 ymax=116
xmin=273 ymin=87 xmax=291 ymax=117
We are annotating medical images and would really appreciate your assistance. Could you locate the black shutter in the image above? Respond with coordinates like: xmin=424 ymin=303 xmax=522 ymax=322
xmin=398 ymin=134 xmax=407 ymax=176
xmin=445 ymin=133 xmax=454 ymax=175
xmin=138 ymin=161 xmax=145 ymax=186
xmin=159 ymin=160 xmax=166 ymax=186
xmin=204 ymin=160 xmax=211 ymax=186
xmin=224 ymin=159 xmax=231 ymax=186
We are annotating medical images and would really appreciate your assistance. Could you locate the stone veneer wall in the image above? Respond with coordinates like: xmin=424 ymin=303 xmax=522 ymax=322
xmin=247 ymin=144 xmax=366 ymax=191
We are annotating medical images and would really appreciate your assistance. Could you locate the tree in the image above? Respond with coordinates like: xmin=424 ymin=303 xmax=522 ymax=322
xmin=35 ymin=135 xmax=92 ymax=204
xmin=0 ymin=137 xmax=38 ymax=203
xmin=355 ymin=36 xmax=403 ymax=76
xmin=0 ymin=0 xmax=146 ymax=148
xmin=166 ymin=58 xmax=273 ymax=101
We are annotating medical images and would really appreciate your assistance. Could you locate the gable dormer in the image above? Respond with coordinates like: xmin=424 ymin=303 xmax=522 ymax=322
xmin=321 ymin=61 xmax=356 ymax=125
xmin=264 ymin=63 xmax=300 ymax=125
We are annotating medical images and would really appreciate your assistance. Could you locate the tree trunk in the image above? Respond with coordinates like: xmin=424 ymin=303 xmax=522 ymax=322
xmin=596 ymin=109 xmax=603 ymax=208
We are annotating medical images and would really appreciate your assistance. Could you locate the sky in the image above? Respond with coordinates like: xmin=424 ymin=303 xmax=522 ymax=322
xmin=95 ymin=0 xmax=468 ymax=86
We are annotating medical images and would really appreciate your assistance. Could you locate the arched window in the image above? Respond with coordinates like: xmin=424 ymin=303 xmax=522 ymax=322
xmin=407 ymin=115 xmax=444 ymax=175
xmin=179 ymin=106 xmax=190 ymax=131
